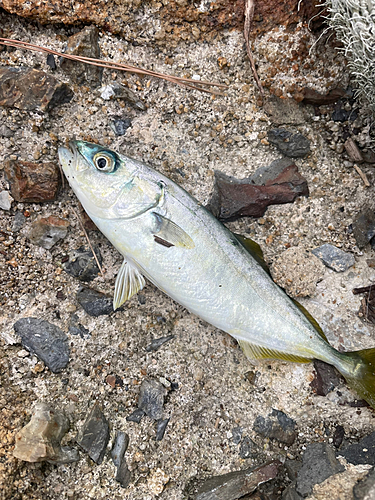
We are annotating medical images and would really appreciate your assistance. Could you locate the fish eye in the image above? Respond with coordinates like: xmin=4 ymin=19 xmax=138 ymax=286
xmin=93 ymin=152 xmax=116 ymax=172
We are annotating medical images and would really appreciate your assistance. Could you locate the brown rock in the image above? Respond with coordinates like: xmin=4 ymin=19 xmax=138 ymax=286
xmin=208 ymin=158 xmax=309 ymax=221
xmin=0 ymin=67 xmax=73 ymax=112
xmin=5 ymin=160 xmax=60 ymax=202
xmin=301 ymin=87 xmax=348 ymax=106
xmin=28 ymin=216 xmax=70 ymax=249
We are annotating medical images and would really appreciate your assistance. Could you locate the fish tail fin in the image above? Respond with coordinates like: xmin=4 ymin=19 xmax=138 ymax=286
xmin=337 ymin=348 xmax=375 ymax=408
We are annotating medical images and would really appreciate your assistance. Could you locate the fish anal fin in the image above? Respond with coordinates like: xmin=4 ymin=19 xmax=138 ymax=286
xmin=113 ymin=259 xmax=145 ymax=310
xmin=152 ymin=213 xmax=194 ymax=249
xmin=238 ymin=339 xmax=311 ymax=363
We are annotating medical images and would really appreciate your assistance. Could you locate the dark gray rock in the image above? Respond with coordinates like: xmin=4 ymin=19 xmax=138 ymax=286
xmin=352 ymin=209 xmax=375 ymax=249
xmin=282 ymin=483 xmax=303 ymax=500
xmin=116 ymin=460 xmax=132 ymax=488
xmin=310 ymin=360 xmax=343 ymax=396
xmin=76 ymin=403 xmax=110 ymax=464
xmin=69 ymin=314 xmax=90 ymax=338
xmin=99 ymin=82 xmax=145 ymax=110
xmin=239 ymin=436 xmax=257 ymax=459
xmin=12 ymin=211 xmax=26 ymax=232
xmin=64 ymin=246 xmax=103 ymax=282
xmin=296 ymin=442 xmax=345 ymax=497
xmin=353 ymin=466 xmax=375 ymax=499
xmin=340 ymin=432 xmax=375 ymax=465
xmin=195 ymin=461 xmax=281 ymax=500
xmin=231 ymin=426 xmax=243 ymax=445
xmin=156 ymin=418 xmax=170 ymax=441
xmin=126 ymin=408 xmax=145 ymax=423
xmin=253 ymin=409 xmax=296 ymax=445
xmin=111 ymin=431 xmax=129 ymax=467
xmin=77 ymin=287 xmax=113 ymax=316
xmin=146 ymin=335 xmax=174 ymax=352
xmin=268 ymin=129 xmax=310 ymax=158
xmin=285 ymin=459 xmax=303 ymax=481
xmin=110 ymin=118 xmax=132 ymax=136
xmin=14 ymin=318 xmax=69 ymax=373
xmin=311 ymin=243 xmax=355 ymax=272
xmin=0 ymin=124 xmax=13 ymax=137
xmin=138 ymin=378 xmax=167 ymax=420
xmin=46 ymin=54 xmax=57 ymax=70
xmin=332 ymin=425 xmax=345 ymax=449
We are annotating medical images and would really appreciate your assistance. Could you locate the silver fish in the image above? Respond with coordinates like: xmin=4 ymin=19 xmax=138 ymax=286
xmin=59 ymin=140 xmax=375 ymax=407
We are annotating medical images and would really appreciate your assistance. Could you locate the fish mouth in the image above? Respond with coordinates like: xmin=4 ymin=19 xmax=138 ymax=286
xmin=58 ymin=140 xmax=87 ymax=174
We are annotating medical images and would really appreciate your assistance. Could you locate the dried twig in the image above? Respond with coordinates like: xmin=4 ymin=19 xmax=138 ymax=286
xmin=244 ymin=0 xmax=264 ymax=96
xmin=71 ymin=206 xmax=104 ymax=276
xmin=353 ymin=164 xmax=370 ymax=187
xmin=0 ymin=37 xmax=227 ymax=95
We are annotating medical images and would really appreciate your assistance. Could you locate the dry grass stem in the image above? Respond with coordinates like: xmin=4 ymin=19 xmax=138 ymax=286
xmin=244 ymin=0 xmax=264 ymax=96
xmin=353 ymin=164 xmax=370 ymax=187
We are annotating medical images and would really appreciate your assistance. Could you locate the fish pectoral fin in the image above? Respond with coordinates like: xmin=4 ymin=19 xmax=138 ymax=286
xmin=152 ymin=213 xmax=195 ymax=249
xmin=237 ymin=339 xmax=311 ymax=363
xmin=113 ymin=259 xmax=145 ymax=310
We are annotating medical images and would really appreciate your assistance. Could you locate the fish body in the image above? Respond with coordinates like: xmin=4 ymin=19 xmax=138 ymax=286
xmin=59 ymin=140 xmax=375 ymax=407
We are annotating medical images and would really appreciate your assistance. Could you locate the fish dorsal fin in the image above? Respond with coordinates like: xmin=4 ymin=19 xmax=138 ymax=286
xmin=237 ymin=339 xmax=311 ymax=363
xmin=291 ymin=299 xmax=328 ymax=342
xmin=152 ymin=213 xmax=195 ymax=249
xmin=113 ymin=259 xmax=145 ymax=310
xmin=233 ymin=233 xmax=271 ymax=276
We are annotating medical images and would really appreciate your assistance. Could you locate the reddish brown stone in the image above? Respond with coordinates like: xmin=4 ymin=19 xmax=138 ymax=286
xmin=301 ymin=87 xmax=348 ymax=106
xmin=5 ymin=160 xmax=60 ymax=203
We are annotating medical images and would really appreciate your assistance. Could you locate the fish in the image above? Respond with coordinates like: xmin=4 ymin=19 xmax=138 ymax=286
xmin=59 ymin=139 xmax=375 ymax=408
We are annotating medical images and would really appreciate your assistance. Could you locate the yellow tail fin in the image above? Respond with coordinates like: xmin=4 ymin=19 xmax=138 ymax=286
xmin=339 ymin=348 xmax=375 ymax=408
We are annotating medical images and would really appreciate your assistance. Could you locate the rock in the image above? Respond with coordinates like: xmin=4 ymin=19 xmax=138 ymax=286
xmin=68 ymin=314 xmax=90 ymax=338
xmin=311 ymin=243 xmax=355 ymax=272
xmin=310 ymin=360 xmax=343 ymax=396
xmin=271 ymin=247 xmax=325 ymax=298
xmin=138 ymin=378 xmax=167 ymax=421
xmin=76 ymin=287 xmax=114 ymax=316
xmin=282 ymin=483 xmax=302 ymax=499
xmin=231 ymin=426 xmax=243 ymax=445
xmin=28 ymin=215 xmax=69 ymax=249
xmin=14 ymin=317 xmax=70 ymax=373
xmin=126 ymin=408 xmax=145 ymax=423
xmin=284 ymin=459 xmax=302 ymax=481
xmin=0 ymin=67 xmax=73 ymax=111
xmin=352 ymin=209 xmax=375 ymax=249
xmin=333 ymin=425 xmax=345 ymax=449
xmin=116 ymin=460 xmax=132 ymax=488
xmin=295 ymin=443 xmax=345 ymax=497
xmin=253 ymin=409 xmax=296 ymax=446
xmin=156 ymin=418 xmax=170 ymax=441
xmin=353 ymin=467 xmax=375 ymax=499
xmin=264 ymin=96 xmax=307 ymax=125
xmin=5 ymin=160 xmax=60 ymax=202
xmin=340 ymin=432 xmax=375 ymax=466
xmin=64 ymin=246 xmax=103 ymax=282
xmin=111 ymin=430 xmax=129 ymax=467
xmin=344 ymin=138 xmax=363 ymax=163
xmin=0 ymin=124 xmax=13 ymax=137
xmin=12 ymin=211 xmax=26 ymax=232
xmin=208 ymin=159 xmax=309 ymax=220
xmin=194 ymin=460 xmax=281 ymax=500
xmin=146 ymin=335 xmax=175 ymax=352
xmin=332 ymin=106 xmax=350 ymax=122
xmin=148 ymin=468 xmax=170 ymax=496
xmin=13 ymin=402 xmax=79 ymax=463
xmin=239 ymin=436 xmax=258 ymax=459
xmin=76 ymin=403 xmax=110 ymax=464
xmin=300 ymin=87 xmax=347 ymax=106
xmin=100 ymin=83 xmax=145 ymax=110
xmin=110 ymin=118 xmax=133 ymax=136
xmin=60 ymin=26 xmax=102 ymax=88
xmin=0 ymin=190 xmax=13 ymax=210
xmin=267 ymin=129 xmax=310 ymax=158
xmin=46 ymin=53 xmax=57 ymax=70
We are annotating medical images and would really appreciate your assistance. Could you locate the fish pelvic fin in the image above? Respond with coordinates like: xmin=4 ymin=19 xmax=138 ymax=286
xmin=238 ymin=339 xmax=311 ymax=364
xmin=113 ymin=259 xmax=145 ymax=310
xmin=338 ymin=348 xmax=375 ymax=409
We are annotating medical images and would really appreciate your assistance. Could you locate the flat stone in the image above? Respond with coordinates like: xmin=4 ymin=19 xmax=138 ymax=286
xmin=5 ymin=160 xmax=60 ymax=203
xmin=76 ymin=403 xmax=110 ymax=464
xmin=12 ymin=211 xmax=26 ymax=232
xmin=28 ymin=215 xmax=69 ymax=249
xmin=13 ymin=402 xmax=79 ymax=463
xmin=264 ymin=96 xmax=307 ymax=125
xmin=239 ymin=436 xmax=258 ymax=459
xmin=64 ymin=246 xmax=103 ymax=282
xmin=352 ymin=209 xmax=375 ymax=249
xmin=208 ymin=159 xmax=309 ymax=220
xmin=126 ymin=408 xmax=145 ymax=423
xmin=340 ymin=432 xmax=375 ymax=466
xmin=296 ymin=442 xmax=345 ymax=497
xmin=100 ymin=83 xmax=145 ymax=110
xmin=116 ymin=460 xmax=132 ymax=488
xmin=253 ymin=409 xmax=296 ymax=446
xmin=156 ymin=418 xmax=170 ymax=441
xmin=76 ymin=287 xmax=113 ymax=316
xmin=0 ymin=66 xmax=73 ymax=111
xmin=138 ymin=378 xmax=167 ymax=421
xmin=353 ymin=467 xmax=375 ymax=499
xmin=110 ymin=118 xmax=133 ymax=136
xmin=146 ymin=335 xmax=175 ymax=352
xmin=0 ymin=190 xmax=13 ymax=210
xmin=310 ymin=360 xmax=343 ymax=396
xmin=60 ymin=26 xmax=102 ymax=88
xmin=312 ymin=243 xmax=355 ymax=272
xmin=268 ymin=129 xmax=310 ymax=158
xmin=111 ymin=431 xmax=129 ymax=467
xmin=195 ymin=460 xmax=281 ymax=500
xmin=301 ymin=87 xmax=347 ymax=106
xmin=14 ymin=317 xmax=70 ymax=373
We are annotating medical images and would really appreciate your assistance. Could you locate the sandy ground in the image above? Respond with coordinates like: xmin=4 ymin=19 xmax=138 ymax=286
xmin=0 ymin=7 xmax=375 ymax=500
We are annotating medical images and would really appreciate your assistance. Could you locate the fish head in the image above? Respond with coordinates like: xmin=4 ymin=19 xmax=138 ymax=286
xmin=58 ymin=140 xmax=159 ymax=220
